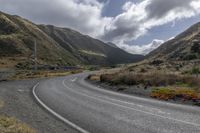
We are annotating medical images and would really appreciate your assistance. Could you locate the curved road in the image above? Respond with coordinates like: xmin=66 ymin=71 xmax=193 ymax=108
xmin=34 ymin=73 xmax=200 ymax=133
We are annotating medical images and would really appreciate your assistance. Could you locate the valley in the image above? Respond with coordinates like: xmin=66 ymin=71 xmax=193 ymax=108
xmin=0 ymin=5 xmax=200 ymax=133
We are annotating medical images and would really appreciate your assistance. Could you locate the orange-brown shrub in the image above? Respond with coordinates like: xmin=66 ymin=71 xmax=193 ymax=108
xmin=151 ymin=87 xmax=200 ymax=101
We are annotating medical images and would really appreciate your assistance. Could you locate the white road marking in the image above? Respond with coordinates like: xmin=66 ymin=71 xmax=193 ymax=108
xmin=70 ymin=79 xmax=169 ymax=115
xmin=98 ymin=95 xmax=167 ymax=114
xmin=32 ymin=83 xmax=90 ymax=133
xmin=71 ymin=77 xmax=77 ymax=82
xmin=63 ymin=79 xmax=200 ymax=127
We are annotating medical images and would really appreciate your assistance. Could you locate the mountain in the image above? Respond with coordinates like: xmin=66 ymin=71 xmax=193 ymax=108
xmin=148 ymin=22 xmax=200 ymax=61
xmin=0 ymin=11 xmax=144 ymax=69
xmin=107 ymin=42 xmax=118 ymax=48
xmin=38 ymin=25 xmax=144 ymax=65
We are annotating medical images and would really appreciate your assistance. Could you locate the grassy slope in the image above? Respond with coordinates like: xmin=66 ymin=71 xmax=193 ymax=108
xmin=39 ymin=25 xmax=144 ymax=65
xmin=148 ymin=22 xmax=200 ymax=60
xmin=0 ymin=12 xmax=80 ymax=69
xmin=0 ymin=11 xmax=144 ymax=69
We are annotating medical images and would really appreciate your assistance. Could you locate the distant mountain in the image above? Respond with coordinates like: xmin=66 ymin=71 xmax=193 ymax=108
xmin=148 ymin=22 xmax=200 ymax=61
xmin=0 ymin=11 xmax=144 ymax=69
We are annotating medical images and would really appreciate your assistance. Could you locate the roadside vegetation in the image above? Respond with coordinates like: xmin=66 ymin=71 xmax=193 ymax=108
xmin=151 ymin=87 xmax=200 ymax=103
xmin=0 ymin=116 xmax=37 ymax=133
xmin=10 ymin=69 xmax=83 ymax=80
xmin=0 ymin=99 xmax=37 ymax=133
xmin=88 ymin=66 xmax=200 ymax=105
xmin=99 ymin=72 xmax=200 ymax=87
xmin=0 ymin=69 xmax=84 ymax=81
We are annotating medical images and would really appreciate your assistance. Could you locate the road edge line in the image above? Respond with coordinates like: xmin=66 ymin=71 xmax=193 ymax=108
xmin=32 ymin=82 xmax=89 ymax=133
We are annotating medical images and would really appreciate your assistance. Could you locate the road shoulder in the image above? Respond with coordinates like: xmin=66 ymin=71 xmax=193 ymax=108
xmin=0 ymin=79 xmax=78 ymax=133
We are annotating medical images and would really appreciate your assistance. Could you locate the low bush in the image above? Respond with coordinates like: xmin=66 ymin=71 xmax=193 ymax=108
xmin=100 ymin=72 xmax=200 ymax=88
xmin=151 ymin=87 xmax=200 ymax=101
xmin=88 ymin=74 xmax=100 ymax=81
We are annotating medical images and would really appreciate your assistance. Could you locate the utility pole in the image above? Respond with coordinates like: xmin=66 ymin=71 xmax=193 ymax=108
xmin=34 ymin=39 xmax=37 ymax=71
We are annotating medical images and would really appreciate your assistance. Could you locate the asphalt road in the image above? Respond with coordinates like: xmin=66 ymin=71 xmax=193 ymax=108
xmin=34 ymin=73 xmax=200 ymax=133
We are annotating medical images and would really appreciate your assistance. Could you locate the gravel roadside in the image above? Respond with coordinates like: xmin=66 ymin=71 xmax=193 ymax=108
xmin=0 ymin=79 xmax=78 ymax=133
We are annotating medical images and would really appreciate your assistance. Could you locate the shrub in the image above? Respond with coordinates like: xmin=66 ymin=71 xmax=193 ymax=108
xmin=183 ymin=54 xmax=198 ymax=60
xmin=150 ymin=60 xmax=163 ymax=66
xmin=140 ymin=68 xmax=147 ymax=73
xmin=191 ymin=42 xmax=200 ymax=53
xmin=191 ymin=67 xmax=200 ymax=77
xmin=88 ymin=74 xmax=100 ymax=81
xmin=151 ymin=88 xmax=176 ymax=100
xmin=100 ymin=72 xmax=200 ymax=88
xmin=151 ymin=87 xmax=200 ymax=101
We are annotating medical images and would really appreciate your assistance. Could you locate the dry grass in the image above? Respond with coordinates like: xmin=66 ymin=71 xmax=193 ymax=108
xmin=0 ymin=100 xmax=37 ymax=133
xmin=10 ymin=69 xmax=83 ymax=80
xmin=151 ymin=87 xmax=200 ymax=101
xmin=79 ymin=50 xmax=106 ymax=57
xmin=88 ymin=74 xmax=100 ymax=81
xmin=100 ymin=72 xmax=200 ymax=88
xmin=0 ymin=57 xmax=23 ymax=68
xmin=0 ymin=100 xmax=4 ymax=108
xmin=0 ymin=116 xmax=37 ymax=133
xmin=98 ymin=71 xmax=200 ymax=103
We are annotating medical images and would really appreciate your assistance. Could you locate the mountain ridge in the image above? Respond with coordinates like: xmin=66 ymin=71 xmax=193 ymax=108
xmin=0 ymin=11 xmax=144 ymax=69
xmin=148 ymin=22 xmax=200 ymax=61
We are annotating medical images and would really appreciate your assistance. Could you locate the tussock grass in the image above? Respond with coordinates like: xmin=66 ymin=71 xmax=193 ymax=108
xmin=11 ymin=69 xmax=83 ymax=80
xmin=88 ymin=74 xmax=100 ymax=81
xmin=0 ymin=100 xmax=37 ymax=133
xmin=99 ymin=71 xmax=200 ymax=102
xmin=100 ymin=72 xmax=200 ymax=88
xmin=0 ymin=116 xmax=37 ymax=133
xmin=0 ymin=100 xmax=4 ymax=108
xmin=151 ymin=87 xmax=200 ymax=101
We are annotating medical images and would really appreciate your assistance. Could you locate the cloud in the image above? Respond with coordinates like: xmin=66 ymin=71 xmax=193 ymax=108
xmin=145 ymin=0 xmax=196 ymax=20
xmin=0 ymin=0 xmax=111 ymax=37
xmin=0 ymin=0 xmax=200 ymax=54
xmin=117 ymin=39 xmax=164 ymax=55
xmin=101 ymin=0 xmax=200 ymax=43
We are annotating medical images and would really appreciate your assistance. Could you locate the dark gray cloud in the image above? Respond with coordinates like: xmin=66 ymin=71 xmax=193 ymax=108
xmin=145 ymin=0 xmax=195 ymax=20
xmin=102 ymin=21 xmax=142 ymax=42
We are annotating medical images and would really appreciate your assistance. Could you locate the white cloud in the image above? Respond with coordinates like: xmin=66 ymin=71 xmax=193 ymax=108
xmin=101 ymin=0 xmax=200 ymax=54
xmin=101 ymin=0 xmax=200 ymax=42
xmin=117 ymin=39 xmax=164 ymax=55
xmin=0 ymin=0 xmax=200 ymax=54
xmin=122 ymin=1 xmax=135 ymax=11
xmin=0 ymin=0 xmax=111 ymax=37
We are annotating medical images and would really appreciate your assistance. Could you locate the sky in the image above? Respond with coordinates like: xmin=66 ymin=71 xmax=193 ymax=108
xmin=1 ymin=0 xmax=200 ymax=55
